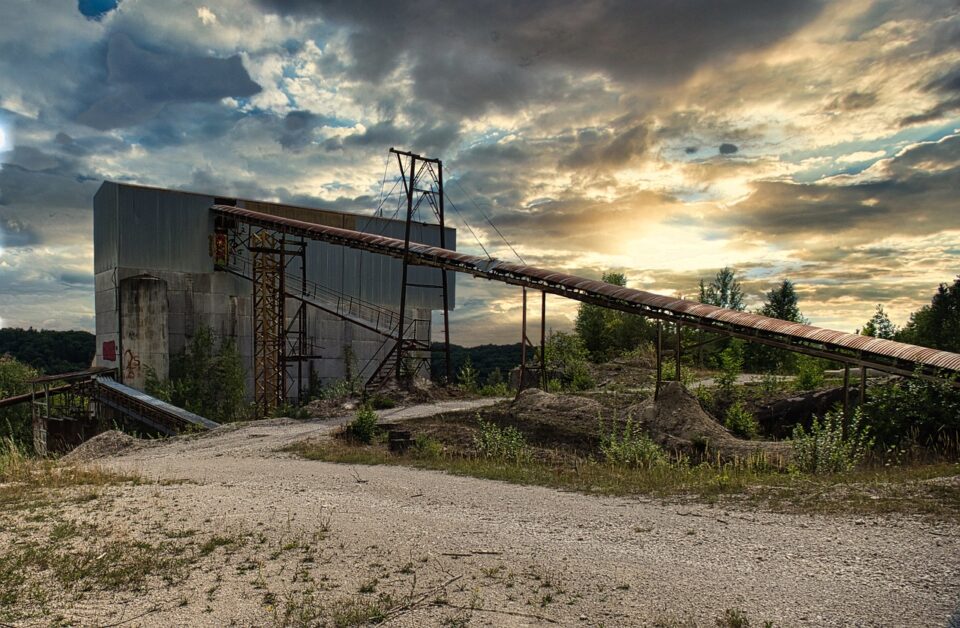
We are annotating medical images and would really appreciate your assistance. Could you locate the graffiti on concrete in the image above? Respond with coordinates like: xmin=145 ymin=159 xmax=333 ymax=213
xmin=124 ymin=349 xmax=141 ymax=381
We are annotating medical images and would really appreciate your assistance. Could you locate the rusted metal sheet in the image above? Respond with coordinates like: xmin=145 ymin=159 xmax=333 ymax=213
xmin=211 ymin=204 xmax=960 ymax=379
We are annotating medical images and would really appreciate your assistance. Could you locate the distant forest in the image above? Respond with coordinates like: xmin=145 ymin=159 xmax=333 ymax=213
xmin=0 ymin=328 xmax=96 ymax=374
xmin=431 ymin=342 xmax=530 ymax=383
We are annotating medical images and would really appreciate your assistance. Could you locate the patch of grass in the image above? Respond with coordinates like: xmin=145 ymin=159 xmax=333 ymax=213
xmin=198 ymin=534 xmax=240 ymax=557
xmin=285 ymin=439 xmax=960 ymax=519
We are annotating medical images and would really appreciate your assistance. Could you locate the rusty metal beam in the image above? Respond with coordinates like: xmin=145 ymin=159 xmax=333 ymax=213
xmin=211 ymin=205 xmax=960 ymax=384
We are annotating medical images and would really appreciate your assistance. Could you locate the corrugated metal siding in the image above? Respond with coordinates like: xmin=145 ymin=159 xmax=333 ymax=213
xmin=93 ymin=182 xmax=118 ymax=274
xmin=117 ymin=186 xmax=214 ymax=273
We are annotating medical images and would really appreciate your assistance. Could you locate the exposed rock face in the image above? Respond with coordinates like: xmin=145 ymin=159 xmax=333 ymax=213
xmin=510 ymin=388 xmax=607 ymax=441
xmin=628 ymin=382 xmax=791 ymax=465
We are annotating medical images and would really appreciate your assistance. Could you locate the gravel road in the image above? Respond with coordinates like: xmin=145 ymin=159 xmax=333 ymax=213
xmin=91 ymin=399 xmax=959 ymax=627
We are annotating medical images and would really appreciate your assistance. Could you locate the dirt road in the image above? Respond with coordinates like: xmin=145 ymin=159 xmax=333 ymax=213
xmin=78 ymin=399 xmax=960 ymax=626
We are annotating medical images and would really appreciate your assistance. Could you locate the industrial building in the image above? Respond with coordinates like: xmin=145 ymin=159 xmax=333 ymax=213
xmin=93 ymin=181 xmax=456 ymax=404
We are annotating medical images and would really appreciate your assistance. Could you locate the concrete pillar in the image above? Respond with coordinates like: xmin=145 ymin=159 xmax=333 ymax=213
xmin=120 ymin=275 xmax=170 ymax=391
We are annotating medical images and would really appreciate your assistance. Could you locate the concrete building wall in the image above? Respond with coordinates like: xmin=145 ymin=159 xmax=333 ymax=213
xmin=93 ymin=182 xmax=454 ymax=401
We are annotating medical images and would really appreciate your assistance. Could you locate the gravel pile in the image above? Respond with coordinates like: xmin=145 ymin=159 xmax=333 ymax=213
xmin=62 ymin=430 xmax=138 ymax=463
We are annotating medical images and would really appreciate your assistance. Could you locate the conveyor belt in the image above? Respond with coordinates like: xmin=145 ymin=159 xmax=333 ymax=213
xmin=213 ymin=204 xmax=960 ymax=381
xmin=94 ymin=377 xmax=219 ymax=435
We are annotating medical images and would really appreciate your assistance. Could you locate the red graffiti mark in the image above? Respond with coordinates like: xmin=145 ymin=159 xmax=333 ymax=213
xmin=124 ymin=349 xmax=141 ymax=380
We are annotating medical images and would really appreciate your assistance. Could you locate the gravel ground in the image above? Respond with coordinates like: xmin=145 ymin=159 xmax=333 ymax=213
xmin=67 ymin=398 xmax=960 ymax=627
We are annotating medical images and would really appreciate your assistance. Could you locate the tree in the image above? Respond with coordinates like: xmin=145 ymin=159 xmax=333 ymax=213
xmin=898 ymin=276 xmax=960 ymax=352
xmin=0 ymin=355 xmax=40 ymax=446
xmin=861 ymin=304 xmax=897 ymax=339
xmin=699 ymin=267 xmax=745 ymax=311
xmin=575 ymin=271 xmax=652 ymax=361
xmin=759 ymin=280 xmax=803 ymax=323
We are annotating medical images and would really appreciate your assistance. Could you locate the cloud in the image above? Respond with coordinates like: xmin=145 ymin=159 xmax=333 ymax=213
xmin=76 ymin=33 xmax=261 ymax=130
xmin=78 ymin=0 xmax=119 ymax=21
xmin=719 ymin=143 xmax=739 ymax=155
xmin=254 ymin=0 xmax=823 ymax=116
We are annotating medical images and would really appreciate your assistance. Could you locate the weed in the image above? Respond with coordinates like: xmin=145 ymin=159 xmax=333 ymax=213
xmin=600 ymin=415 xmax=667 ymax=468
xmin=716 ymin=608 xmax=751 ymax=627
xmin=473 ymin=418 xmax=531 ymax=463
xmin=724 ymin=401 xmax=759 ymax=439
xmin=792 ymin=407 xmax=874 ymax=474
xmin=413 ymin=434 xmax=444 ymax=459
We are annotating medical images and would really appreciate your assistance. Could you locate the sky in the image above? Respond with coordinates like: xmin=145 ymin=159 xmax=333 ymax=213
xmin=0 ymin=0 xmax=959 ymax=346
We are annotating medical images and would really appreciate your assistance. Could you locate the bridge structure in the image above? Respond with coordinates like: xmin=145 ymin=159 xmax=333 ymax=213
xmin=0 ymin=367 xmax=218 ymax=455
xmin=209 ymin=150 xmax=960 ymax=412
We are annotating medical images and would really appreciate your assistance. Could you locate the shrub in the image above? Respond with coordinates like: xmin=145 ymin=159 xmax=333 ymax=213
xmin=715 ymin=341 xmax=744 ymax=400
xmin=724 ymin=400 xmax=759 ymax=439
xmin=791 ymin=407 xmax=874 ymax=473
xmin=478 ymin=382 xmax=512 ymax=397
xmin=369 ymin=395 xmax=396 ymax=410
xmin=0 ymin=355 xmax=40 ymax=447
xmin=348 ymin=405 xmax=379 ymax=444
xmin=457 ymin=357 xmax=479 ymax=393
xmin=413 ymin=435 xmax=444 ymax=459
xmin=473 ymin=418 xmax=530 ymax=463
xmin=600 ymin=416 xmax=667 ymax=468
xmin=861 ymin=370 xmax=960 ymax=449
xmin=544 ymin=330 xmax=595 ymax=391
xmin=793 ymin=355 xmax=825 ymax=391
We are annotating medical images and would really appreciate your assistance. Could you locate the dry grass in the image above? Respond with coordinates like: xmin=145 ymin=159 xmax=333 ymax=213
xmin=286 ymin=437 xmax=960 ymax=520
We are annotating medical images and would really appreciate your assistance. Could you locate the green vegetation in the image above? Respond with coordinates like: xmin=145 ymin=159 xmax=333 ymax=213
xmin=791 ymin=407 xmax=874 ymax=474
xmin=347 ymin=405 xmax=379 ymax=444
xmin=575 ymin=272 xmax=653 ymax=361
xmin=430 ymin=341 xmax=529 ymax=384
xmin=699 ymin=267 xmax=745 ymax=311
xmin=543 ymin=329 xmax=595 ymax=390
xmin=0 ymin=328 xmax=95 ymax=374
xmin=145 ymin=326 xmax=249 ymax=422
xmin=473 ymin=418 xmax=531 ymax=463
xmin=860 ymin=304 xmax=897 ymax=339
xmin=0 ymin=354 xmax=39 ymax=446
xmin=861 ymin=370 xmax=960 ymax=450
xmin=599 ymin=416 xmax=668 ymax=468
xmin=287 ymin=438 xmax=960 ymax=519
xmin=792 ymin=354 xmax=825 ymax=391
xmin=897 ymin=275 xmax=960 ymax=351
xmin=724 ymin=400 xmax=759 ymax=439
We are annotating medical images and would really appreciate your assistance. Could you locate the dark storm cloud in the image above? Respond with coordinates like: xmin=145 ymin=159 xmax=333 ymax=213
xmin=254 ymin=0 xmax=823 ymax=115
xmin=720 ymin=134 xmax=960 ymax=238
xmin=76 ymin=33 xmax=261 ymax=130
xmin=559 ymin=123 xmax=649 ymax=171
xmin=719 ymin=143 xmax=739 ymax=155
xmin=829 ymin=91 xmax=878 ymax=112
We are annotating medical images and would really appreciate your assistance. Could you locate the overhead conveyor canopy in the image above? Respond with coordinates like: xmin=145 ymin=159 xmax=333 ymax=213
xmin=212 ymin=204 xmax=960 ymax=383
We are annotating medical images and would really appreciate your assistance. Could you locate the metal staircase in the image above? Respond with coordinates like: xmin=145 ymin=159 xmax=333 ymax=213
xmin=222 ymin=254 xmax=429 ymax=393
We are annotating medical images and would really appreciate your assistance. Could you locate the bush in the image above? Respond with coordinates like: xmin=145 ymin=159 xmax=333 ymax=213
xmin=413 ymin=434 xmax=444 ymax=459
xmin=715 ymin=341 xmax=744 ymax=400
xmin=600 ymin=416 xmax=667 ymax=468
xmin=724 ymin=400 xmax=759 ymax=439
xmin=544 ymin=330 xmax=595 ymax=391
xmin=861 ymin=370 xmax=960 ymax=449
xmin=348 ymin=405 xmax=379 ymax=444
xmin=473 ymin=418 xmax=530 ymax=463
xmin=369 ymin=394 xmax=396 ymax=410
xmin=0 ymin=355 xmax=40 ymax=447
xmin=479 ymin=382 xmax=512 ymax=397
xmin=457 ymin=357 xmax=479 ymax=393
xmin=793 ymin=355 xmax=825 ymax=391
xmin=791 ymin=407 xmax=873 ymax=473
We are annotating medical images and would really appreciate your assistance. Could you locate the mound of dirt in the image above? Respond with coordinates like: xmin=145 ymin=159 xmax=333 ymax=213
xmin=510 ymin=388 xmax=608 ymax=443
xmin=629 ymin=382 xmax=791 ymax=465
xmin=62 ymin=430 xmax=139 ymax=463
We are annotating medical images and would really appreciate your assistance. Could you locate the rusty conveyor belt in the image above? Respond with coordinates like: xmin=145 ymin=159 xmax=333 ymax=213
xmin=212 ymin=204 xmax=960 ymax=381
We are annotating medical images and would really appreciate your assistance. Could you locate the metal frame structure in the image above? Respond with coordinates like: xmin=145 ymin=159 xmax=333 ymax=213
xmin=210 ymin=203 xmax=960 ymax=385
xmin=517 ymin=287 xmax=547 ymax=391
xmin=250 ymin=229 xmax=285 ymax=415
xmin=390 ymin=148 xmax=453 ymax=385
